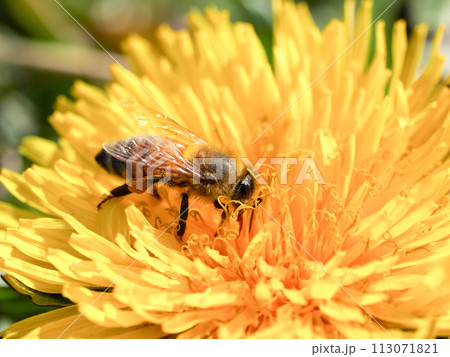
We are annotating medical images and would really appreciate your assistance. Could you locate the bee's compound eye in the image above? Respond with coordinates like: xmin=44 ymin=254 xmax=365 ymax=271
xmin=232 ymin=173 xmax=254 ymax=202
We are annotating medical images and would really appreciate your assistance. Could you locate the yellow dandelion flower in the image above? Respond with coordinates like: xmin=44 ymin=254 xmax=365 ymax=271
xmin=1 ymin=0 xmax=450 ymax=339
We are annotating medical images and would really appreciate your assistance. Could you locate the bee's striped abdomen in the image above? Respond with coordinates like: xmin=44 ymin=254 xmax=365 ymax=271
xmin=95 ymin=149 xmax=126 ymax=177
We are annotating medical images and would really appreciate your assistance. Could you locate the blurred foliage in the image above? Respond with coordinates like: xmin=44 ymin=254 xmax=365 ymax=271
xmin=0 ymin=287 xmax=56 ymax=325
xmin=0 ymin=0 xmax=448 ymax=329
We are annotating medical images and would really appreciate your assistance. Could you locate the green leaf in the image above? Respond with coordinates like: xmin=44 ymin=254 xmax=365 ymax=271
xmin=2 ymin=275 xmax=73 ymax=307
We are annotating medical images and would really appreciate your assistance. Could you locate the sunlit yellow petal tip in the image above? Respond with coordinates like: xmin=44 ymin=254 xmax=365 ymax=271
xmin=1 ymin=0 xmax=450 ymax=339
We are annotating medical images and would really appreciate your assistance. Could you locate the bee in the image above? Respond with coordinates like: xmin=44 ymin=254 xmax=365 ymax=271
xmin=95 ymin=102 xmax=259 ymax=238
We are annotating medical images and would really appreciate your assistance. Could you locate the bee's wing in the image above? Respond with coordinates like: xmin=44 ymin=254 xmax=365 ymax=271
xmin=102 ymin=134 xmax=204 ymax=180
xmin=120 ymin=101 xmax=207 ymax=147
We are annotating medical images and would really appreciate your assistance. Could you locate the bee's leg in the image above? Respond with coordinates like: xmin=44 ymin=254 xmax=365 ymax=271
xmin=213 ymin=211 xmax=228 ymax=239
xmin=145 ymin=178 xmax=161 ymax=200
xmin=248 ymin=198 xmax=262 ymax=233
xmin=177 ymin=193 xmax=189 ymax=238
xmin=98 ymin=178 xmax=163 ymax=209
xmin=213 ymin=199 xmax=227 ymax=230
xmin=97 ymin=184 xmax=131 ymax=209
xmin=151 ymin=188 xmax=161 ymax=200
xmin=237 ymin=213 xmax=244 ymax=234
xmin=249 ymin=210 xmax=255 ymax=233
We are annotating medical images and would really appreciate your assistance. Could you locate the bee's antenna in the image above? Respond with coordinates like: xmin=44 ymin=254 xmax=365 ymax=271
xmin=253 ymin=197 xmax=263 ymax=208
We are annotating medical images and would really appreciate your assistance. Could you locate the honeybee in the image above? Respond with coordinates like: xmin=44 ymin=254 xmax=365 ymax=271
xmin=95 ymin=102 xmax=259 ymax=238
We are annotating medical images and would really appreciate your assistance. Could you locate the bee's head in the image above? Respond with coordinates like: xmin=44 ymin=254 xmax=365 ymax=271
xmin=213 ymin=171 xmax=256 ymax=210
xmin=231 ymin=171 xmax=255 ymax=204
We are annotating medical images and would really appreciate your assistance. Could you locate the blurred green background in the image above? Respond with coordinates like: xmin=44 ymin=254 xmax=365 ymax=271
xmin=0 ymin=0 xmax=449 ymax=331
